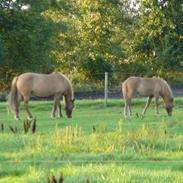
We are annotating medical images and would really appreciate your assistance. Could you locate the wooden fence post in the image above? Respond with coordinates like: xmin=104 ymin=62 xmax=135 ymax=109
xmin=104 ymin=72 xmax=108 ymax=107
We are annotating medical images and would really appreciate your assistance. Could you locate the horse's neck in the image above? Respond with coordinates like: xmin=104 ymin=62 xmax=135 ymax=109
xmin=64 ymin=91 xmax=72 ymax=102
xmin=161 ymin=82 xmax=172 ymax=102
xmin=64 ymin=86 xmax=73 ymax=105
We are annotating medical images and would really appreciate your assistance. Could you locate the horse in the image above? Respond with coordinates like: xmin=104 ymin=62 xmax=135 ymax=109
xmin=122 ymin=76 xmax=174 ymax=118
xmin=8 ymin=72 xmax=75 ymax=120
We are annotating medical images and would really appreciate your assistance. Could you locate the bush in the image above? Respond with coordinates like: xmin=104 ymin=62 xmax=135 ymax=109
xmin=0 ymin=91 xmax=8 ymax=101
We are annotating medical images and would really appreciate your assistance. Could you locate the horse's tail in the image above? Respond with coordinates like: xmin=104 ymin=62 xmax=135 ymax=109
xmin=122 ymin=80 xmax=128 ymax=99
xmin=8 ymin=76 xmax=19 ymax=113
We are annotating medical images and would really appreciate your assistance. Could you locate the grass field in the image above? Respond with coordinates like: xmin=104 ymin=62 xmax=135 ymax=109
xmin=0 ymin=98 xmax=183 ymax=183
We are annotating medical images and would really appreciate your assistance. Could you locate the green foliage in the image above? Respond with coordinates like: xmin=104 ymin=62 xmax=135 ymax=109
xmin=0 ymin=0 xmax=59 ymax=89
xmin=128 ymin=0 xmax=183 ymax=77
xmin=0 ymin=35 xmax=6 ymax=61
xmin=0 ymin=0 xmax=182 ymax=90
xmin=45 ymin=0 xmax=128 ymax=80
xmin=82 ymin=56 xmax=113 ymax=80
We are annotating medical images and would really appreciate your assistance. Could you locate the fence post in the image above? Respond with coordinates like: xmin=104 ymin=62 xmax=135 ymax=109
xmin=104 ymin=72 xmax=108 ymax=107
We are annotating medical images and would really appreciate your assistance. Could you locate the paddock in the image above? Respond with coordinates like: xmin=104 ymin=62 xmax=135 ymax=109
xmin=0 ymin=98 xmax=183 ymax=182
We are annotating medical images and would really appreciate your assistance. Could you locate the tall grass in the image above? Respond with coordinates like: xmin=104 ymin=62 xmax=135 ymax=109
xmin=0 ymin=99 xmax=183 ymax=182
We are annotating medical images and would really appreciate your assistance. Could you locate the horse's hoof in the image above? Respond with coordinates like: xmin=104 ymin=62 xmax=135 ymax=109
xmin=27 ymin=116 xmax=33 ymax=121
xmin=51 ymin=115 xmax=56 ymax=119
xmin=57 ymin=115 xmax=63 ymax=118
xmin=124 ymin=116 xmax=129 ymax=119
xmin=14 ymin=116 xmax=20 ymax=121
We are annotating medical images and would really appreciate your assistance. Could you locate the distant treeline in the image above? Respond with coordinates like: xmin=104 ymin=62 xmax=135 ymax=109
xmin=0 ymin=0 xmax=183 ymax=90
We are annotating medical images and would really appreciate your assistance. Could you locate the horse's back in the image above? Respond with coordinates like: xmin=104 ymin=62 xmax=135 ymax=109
xmin=122 ymin=77 xmax=141 ymax=91
xmin=16 ymin=73 xmax=36 ymax=91
xmin=16 ymin=72 xmax=69 ymax=97
xmin=122 ymin=76 xmax=162 ymax=97
xmin=17 ymin=73 xmax=50 ymax=86
xmin=122 ymin=77 xmax=141 ymax=98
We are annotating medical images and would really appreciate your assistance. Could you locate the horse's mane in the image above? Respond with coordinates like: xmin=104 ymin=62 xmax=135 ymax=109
xmin=59 ymin=73 xmax=74 ymax=99
xmin=158 ymin=77 xmax=173 ymax=98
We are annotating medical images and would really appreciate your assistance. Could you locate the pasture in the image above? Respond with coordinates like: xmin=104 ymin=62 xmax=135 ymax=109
xmin=0 ymin=98 xmax=183 ymax=183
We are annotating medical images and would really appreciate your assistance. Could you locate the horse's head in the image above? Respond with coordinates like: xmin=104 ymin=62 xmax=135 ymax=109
xmin=65 ymin=98 xmax=75 ymax=118
xmin=165 ymin=97 xmax=174 ymax=116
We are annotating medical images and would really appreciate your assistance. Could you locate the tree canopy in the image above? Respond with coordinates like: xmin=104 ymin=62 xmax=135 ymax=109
xmin=128 ymin=0 xmax=183 ymax=78
xmin=0 ymin=0 xmax=182 ymax=90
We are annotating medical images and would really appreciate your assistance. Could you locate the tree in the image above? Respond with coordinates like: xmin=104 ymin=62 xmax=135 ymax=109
xmin=44 ymin=0 xmax=130 ymax=81
xmin=127 ymin=0 xmax=183 ymax=79
xmin=0 ymin=0 xmax=59 ymax=89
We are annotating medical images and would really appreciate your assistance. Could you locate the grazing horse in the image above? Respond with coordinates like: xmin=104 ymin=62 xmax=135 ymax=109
xmin=122 ymin=76 xmax=174 ymax=118
xmin=8 ymin=72 xmax=75 ymax=120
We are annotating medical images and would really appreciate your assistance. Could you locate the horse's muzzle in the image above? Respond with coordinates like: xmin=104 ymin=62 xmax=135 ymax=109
xmin=166 ymin=107 xmax=172 ymax=116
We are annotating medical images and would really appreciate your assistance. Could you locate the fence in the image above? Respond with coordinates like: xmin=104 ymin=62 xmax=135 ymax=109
xmin=73 ymin=72 xmax=183 ymax=106
xmin=0 ymin=72 xmax=183 ymax=103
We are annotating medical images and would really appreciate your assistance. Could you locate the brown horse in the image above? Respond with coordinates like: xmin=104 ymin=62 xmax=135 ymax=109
xmin=122 ymin=76 xmax=174 ymax=117
xmin=8 ymin=72 xmax=75 ymax=120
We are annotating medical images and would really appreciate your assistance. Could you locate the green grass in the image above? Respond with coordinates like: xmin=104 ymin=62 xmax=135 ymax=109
xmin=0 ymin=98 xmax=183 ymax=183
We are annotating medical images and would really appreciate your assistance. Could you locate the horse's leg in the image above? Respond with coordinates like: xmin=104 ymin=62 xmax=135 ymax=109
xmin=124 ymin=100 xmax=127 ymax=117
xmin=154 ymin=96 xmax=159 ymax=114
xmin=14 ymin=101 xmax=20 ymax=120
xmin=128 ymin=99 xmax=132 ymax=116
xmin=24 ymin=96 xmax=33 ymax=120
xmin=51 ymin=95 xmax=61 ymax=118
xmin=124 ymin=98 xmax=130 ymax=118
xmin=51 ymin=99 xmax=57 ymax=118
xmin=57 ymin=101 xmax=63 ymax=118
xmin=14 ymin=94 xmax=23 ymax=120
xmin=15 ymin=97 xmax=20 ymax=120
xmin=142 ymin=96 xmax=152 ymax=115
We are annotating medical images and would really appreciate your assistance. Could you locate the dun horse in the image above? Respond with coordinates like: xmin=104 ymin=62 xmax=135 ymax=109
xmin=8 ymin=72 xmax=75 ymax=120
xmin=122 ymin=76 xmax=174 ymax=117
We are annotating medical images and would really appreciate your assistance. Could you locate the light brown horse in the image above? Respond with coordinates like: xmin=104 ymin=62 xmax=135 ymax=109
xmin=122 ymin=76 xmax=174 ymax=117
xmin=8 ymin=72 xmax=75 ymax=120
